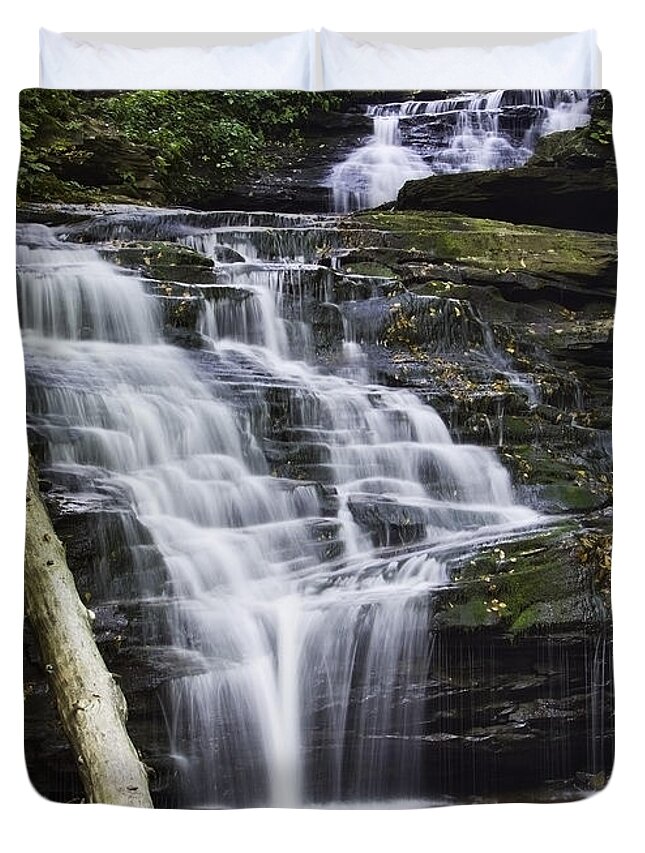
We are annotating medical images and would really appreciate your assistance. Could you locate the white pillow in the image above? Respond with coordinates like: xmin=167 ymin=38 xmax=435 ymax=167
xmin=321 ymin=30 xmax=600 ymax=90
xmin=40 ymin=29 xmax=316 ymax=90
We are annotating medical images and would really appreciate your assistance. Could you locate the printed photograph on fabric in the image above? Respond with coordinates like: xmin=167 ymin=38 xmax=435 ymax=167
xmin=18 ymin=89 xmax=616 ymax=808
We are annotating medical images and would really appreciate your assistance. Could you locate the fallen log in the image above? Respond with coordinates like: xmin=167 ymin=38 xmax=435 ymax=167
xmin=24 ymin=459 xmax=153 ymax=807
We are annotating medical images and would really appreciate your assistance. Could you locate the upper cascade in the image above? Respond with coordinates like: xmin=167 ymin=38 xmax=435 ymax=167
xmin=330 ymin=89 xmax=591 ymax=211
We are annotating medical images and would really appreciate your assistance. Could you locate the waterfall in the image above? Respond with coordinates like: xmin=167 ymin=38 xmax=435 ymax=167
xmin=330 ymin=114 xmax=431 ymax=213
xmin=19 ymin=208 xmax=538 ymax=808
xmin=330 ymin=89 xmax=590 ymax=212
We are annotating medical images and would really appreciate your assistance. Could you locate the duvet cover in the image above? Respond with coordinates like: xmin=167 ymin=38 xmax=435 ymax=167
xmin=18 ymin=88 xmax=616 ymax=808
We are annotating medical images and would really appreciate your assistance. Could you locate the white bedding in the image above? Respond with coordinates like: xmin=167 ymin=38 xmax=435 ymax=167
xmin=320 ymin=30 xmax=600 ymax=89
xmin=39 ymin=29 xmax=317 ymax=89
xmin=39 ymin=30 xmax=601 ymax=90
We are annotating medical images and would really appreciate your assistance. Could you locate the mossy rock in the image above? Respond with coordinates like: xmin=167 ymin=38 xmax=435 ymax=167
xmin=392 ymin=164 xmax=617 ymax=233
xmin=101 ymin=241 xmax=215 ymax=284
xmin=343 ymin=261 xmax=397 ymax=278
xmin=161 ymin=297 xmax=202 ymax=330
xmin=499 ymin=444 xmax=612 ymax=513
xmin=435 ymin=594 xmax=500 ymax=629
xmin=410 ymin=278 xmax=463 ymax=298
xmin=510 ymin=595 xmax=603 ymax=632
xmin=500 ymin=415 xmax=540 ymax=443
xmin=501 ymin=444 xmax=583 ymax=485
xmin=537 ymin=483 xmax=608 ymax=513
xmin=529 ymin=93 xmax=614 ymax=170
xmin=434 ymin=524 xmax=609 ymax=634
xmin=352 ymin=211 xmax=616 ymax=281
xmin=528 ymin=126 xmax=612 ymax=169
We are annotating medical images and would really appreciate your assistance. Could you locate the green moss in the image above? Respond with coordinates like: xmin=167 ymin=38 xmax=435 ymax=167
xmin=412 ymin=279 xmax=459 ymax=297
xmin=351 ymin=211 xmax=615 ymax=280
xmin=437 ymin=596 xmax=497 ymax=628
xmin=511 ymin=604 xmax=546 ymax=632
xmin=510 ymin=595 xmax=602 ymax=632
xmin=500 ymin=444 xmax=611 ymax=512
xmin=528 ymin=126 xmax=608 ymax=168
xmin=114 ymin=241 xmax=213 ymax=269
xmin=344 ymin=261 xmax=396 ymax=278
xmin=434 ymin=524 xmax=605 ymax=634
xmin=502 ymin=444 xmax=584 ymax=484
xmin=540 ymin=483 xmax=607 ymax=512
xmin=102 ymin=241 xmax=214 ymax=284
xmin=501 ymin=416 xmax=539 ymax=443
xmin=497 ymin=559 xmax=569 ymax=618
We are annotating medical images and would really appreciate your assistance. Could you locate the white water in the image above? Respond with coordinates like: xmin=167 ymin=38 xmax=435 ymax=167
xmin=19 ymin=207 xmax=539 ymax=807
xmin=330 ymin=115 xmax=431 ymax=212
xmin=330 ymin=89 xmax=591 ymax=211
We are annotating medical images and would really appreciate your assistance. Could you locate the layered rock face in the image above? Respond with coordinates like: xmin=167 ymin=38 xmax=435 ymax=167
xmin=339 ymin=210 xmax=615 ymax=798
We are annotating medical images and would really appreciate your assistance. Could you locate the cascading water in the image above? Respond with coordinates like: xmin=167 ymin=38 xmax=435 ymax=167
xmin=330 ymin=89 xmax=591 ymax=211
xmin=330 ymin=115 xmax=431 ymax=213
xmin=18 ymin=204 xmax=539 ymax=808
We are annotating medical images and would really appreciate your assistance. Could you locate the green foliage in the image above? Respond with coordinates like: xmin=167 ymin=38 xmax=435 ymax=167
xmin=18 ymin=90 xmax=343 ymax=205
xmin=100 ymin=91 xmax=264 ymax=201
xmin=587 ymin=92 xmax=614 ymax=147
xmin=18 ymin=91 xmax=85 ymax=198
xmin=588 ymin=117 xmax=613 ymax=146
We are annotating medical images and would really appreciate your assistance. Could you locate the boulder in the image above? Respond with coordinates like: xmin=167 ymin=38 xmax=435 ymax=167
xmin=396 ymin=166 xmax=617 ymax=233
xmin=99 ymin=241 xmax=215 ymax=285
xmin=347 ymin=495 xmax=427 ymax=547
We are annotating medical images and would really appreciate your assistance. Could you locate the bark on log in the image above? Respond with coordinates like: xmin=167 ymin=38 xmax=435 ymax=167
xmin=24 ymin=459 xmax=153 ymax=807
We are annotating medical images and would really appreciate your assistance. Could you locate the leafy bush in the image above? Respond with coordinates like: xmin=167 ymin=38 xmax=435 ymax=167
xmin=18 ymin=90 xmax=343 ymax=205
xmin=18 ymin=91 xmax=86 ymax=198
